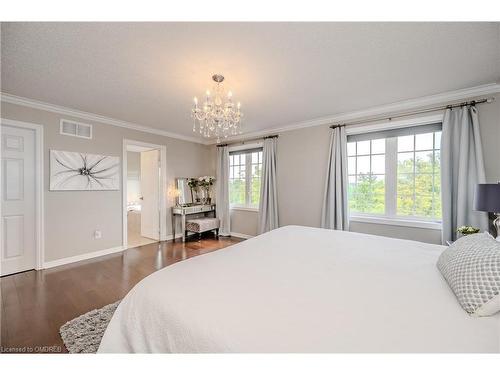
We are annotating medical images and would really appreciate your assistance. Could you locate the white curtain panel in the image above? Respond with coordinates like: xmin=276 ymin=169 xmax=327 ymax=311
xmin=258 ymin=137 xmax=279 ymax=234
xmin=441 ymin=106 xmax=488 ymax=244
xmin=321 ymin=126 xmax=349 ymax=230
xmin=216 ymin=145 xmax=231 ymax=236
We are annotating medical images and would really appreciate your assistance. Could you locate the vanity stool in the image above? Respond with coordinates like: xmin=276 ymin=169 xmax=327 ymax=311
xmin=185 ymin=218 xmax=220 ymax=241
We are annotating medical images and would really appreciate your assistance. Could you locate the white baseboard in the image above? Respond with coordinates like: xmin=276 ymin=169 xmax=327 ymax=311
xmin=43 ymin=232 xmax=244 ymax=269
xmin=230 ymin=232 xmax=254 ymax=239
xmin=43 ymin=245 xmax=126 ymax=269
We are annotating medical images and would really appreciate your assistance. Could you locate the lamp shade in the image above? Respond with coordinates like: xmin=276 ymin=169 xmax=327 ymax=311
xmin=474 ymin=184 xmax=500 ymax=213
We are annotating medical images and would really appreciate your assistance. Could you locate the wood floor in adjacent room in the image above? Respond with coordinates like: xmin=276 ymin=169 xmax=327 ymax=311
xmin=0 ymin=235 xmax=242 ymax=353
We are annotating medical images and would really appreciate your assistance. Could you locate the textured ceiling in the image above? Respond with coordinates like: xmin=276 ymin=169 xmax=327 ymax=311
xmin=1 ymin=22 xmax=499 ymax=139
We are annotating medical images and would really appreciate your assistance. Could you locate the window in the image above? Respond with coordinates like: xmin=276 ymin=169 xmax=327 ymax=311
xmin=229 ymin=148 xmax=263 ymax=209
xmin=396 ymin=132 xmax=441 ymax=219
xmin=347 ymin=123 xmax=442 ymax=222
xmin=347 ymin=139 xmax=386 ymax=214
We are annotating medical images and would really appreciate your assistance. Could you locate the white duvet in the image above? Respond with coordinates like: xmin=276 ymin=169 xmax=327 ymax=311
xmin=98 ymin=225 xmax=500 ymax=353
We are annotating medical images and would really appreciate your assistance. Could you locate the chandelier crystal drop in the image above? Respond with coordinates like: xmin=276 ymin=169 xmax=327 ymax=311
xmin=192 ymin=74 xmax=243 ymax=142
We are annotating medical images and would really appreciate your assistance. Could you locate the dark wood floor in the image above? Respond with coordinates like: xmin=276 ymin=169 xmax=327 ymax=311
xmin=0 ymin=234 xmax=242 ymax=353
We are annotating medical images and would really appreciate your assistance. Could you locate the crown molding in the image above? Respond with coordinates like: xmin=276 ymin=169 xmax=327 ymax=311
xmin=207 ymin=82 xmax=500 ymax=144
xmin=3 ymin=82 xmax=498 ymax=147
xmin=0 ymin=92 xmax=209 ymax=145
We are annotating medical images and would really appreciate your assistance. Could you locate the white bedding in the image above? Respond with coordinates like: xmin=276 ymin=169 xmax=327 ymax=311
xmin=98 ymin=225 xmax=500 ymax=353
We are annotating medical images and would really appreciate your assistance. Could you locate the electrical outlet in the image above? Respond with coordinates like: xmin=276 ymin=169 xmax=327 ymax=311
xmin=94 ymin=230 xmax=102 ymax=239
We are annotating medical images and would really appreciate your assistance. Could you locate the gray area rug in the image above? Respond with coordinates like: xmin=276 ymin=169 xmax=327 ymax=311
xmin=60 ymin=301 xmax=120 ymax=353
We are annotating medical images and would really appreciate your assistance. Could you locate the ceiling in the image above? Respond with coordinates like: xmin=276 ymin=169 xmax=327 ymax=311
xmin=1 ymin=22 xmax=499 ymax=140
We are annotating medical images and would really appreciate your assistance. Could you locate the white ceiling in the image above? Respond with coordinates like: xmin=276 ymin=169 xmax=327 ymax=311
xmin=1 ymin=22 xmax=499 ymax=140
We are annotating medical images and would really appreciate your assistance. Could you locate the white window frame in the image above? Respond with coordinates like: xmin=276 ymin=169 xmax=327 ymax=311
xmin=228 ymin=143 xmax=263 ymax=212
xmin=347 ymin=114 xmax=444 ymax=230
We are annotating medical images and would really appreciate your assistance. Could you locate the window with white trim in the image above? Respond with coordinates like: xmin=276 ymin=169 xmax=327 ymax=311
xmin=347 ymin=123 xmax=442 ymax=222
xmin=229 ymin=148 xmax=263 ymax=209
xmin=347 ymin=139 xmax=386 ymax=215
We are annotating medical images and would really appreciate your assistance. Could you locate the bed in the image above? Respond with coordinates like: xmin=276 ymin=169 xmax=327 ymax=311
xmin=98 ymin=225 xmax=500 ymax=353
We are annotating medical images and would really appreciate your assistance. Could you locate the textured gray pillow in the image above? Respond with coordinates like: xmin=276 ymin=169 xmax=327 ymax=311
xmin=437 ymin=233 xmax=500 ymax=316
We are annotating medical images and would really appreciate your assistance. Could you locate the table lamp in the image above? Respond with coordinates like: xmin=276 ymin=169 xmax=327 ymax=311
xmin=474 ymin=183 xmax=500 ymax=239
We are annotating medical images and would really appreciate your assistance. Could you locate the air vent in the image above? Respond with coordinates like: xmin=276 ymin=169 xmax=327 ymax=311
xmin=60 ymin=119 xmax=93 ymax=139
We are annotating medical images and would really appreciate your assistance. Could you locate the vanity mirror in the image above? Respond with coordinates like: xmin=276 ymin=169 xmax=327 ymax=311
xmin=175 ymin=177 xmax=215 ymax=207
xmin=175 ymin=178 xmax=194 ymax=206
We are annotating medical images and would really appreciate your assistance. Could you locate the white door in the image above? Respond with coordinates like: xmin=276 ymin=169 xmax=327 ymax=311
xmin=140 ymin=149 xmax=159 ymax=240
xmin=1 ymin=125 xmax=36 ymax=276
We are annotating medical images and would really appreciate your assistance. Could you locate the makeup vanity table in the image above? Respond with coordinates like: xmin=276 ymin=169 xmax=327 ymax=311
xmin=171 ymin=177 xmax=216 ymax=242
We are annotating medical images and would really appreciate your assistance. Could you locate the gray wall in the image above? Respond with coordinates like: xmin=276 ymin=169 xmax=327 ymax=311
xmin=1 ymin=102 xmax=212 ymax=262
xmin=230 ymin=209 xmax=258 ymax=236
xmin=229 ymin=93 xmax=500 ymax=243
xmin=348 ymin=221 xmax=441 ymax=243
xmin=479 ymin=93 xmax=500 ymax=182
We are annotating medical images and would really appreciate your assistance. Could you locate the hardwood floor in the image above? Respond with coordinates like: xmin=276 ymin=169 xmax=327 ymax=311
xmin=0 ymin=235 xmax=242 ymax=353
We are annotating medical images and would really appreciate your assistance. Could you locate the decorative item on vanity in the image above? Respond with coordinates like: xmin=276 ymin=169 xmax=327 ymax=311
xmin=49 ymin=150 xmax=120 ymax=191
xmin=198 ymin=176 xmax=215 ymax=205
xmin=187 ymin=178 xmax=200 ymax=203
xmin=456 ymin=226 xmax=480 ymax=236
xmin=474 ymin=183 xmax=500 ymax=239
xmin=191 ymin=74 xmax=243 ymax=142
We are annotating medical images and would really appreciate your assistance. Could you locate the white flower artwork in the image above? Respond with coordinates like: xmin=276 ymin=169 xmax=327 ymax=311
xmin=50 ymin=150 xmax=120 ymax=191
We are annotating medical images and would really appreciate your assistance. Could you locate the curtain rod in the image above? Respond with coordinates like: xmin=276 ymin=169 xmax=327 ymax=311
xmin=215 ymin=134 xmax=279 ymax=147
xmin=330 ymin=97 xmax=495 ymax=129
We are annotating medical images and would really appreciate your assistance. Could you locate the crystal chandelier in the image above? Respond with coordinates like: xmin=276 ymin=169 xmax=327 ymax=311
xmin=192 ymin=74 xmax=243 ymax=142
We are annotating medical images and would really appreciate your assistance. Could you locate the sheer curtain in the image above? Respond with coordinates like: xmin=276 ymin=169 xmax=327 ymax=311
xmin=216 ymin=145 xmax=231 ymax=236
xmin=321 ymin=126 xmax=349 ymax=230
xmin=258 ymin=137 xmax=279 ymax=234
xmin=441 ymin=105 xmax=488 ymax=243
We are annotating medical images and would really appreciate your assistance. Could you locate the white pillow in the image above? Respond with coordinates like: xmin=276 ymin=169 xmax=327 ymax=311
xmin=437 ymin=233 xmax=500 ymax=317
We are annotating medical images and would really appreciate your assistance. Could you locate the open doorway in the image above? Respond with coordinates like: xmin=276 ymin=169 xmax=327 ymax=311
xmin=123 ymin=140 xmax=167 ymax=250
